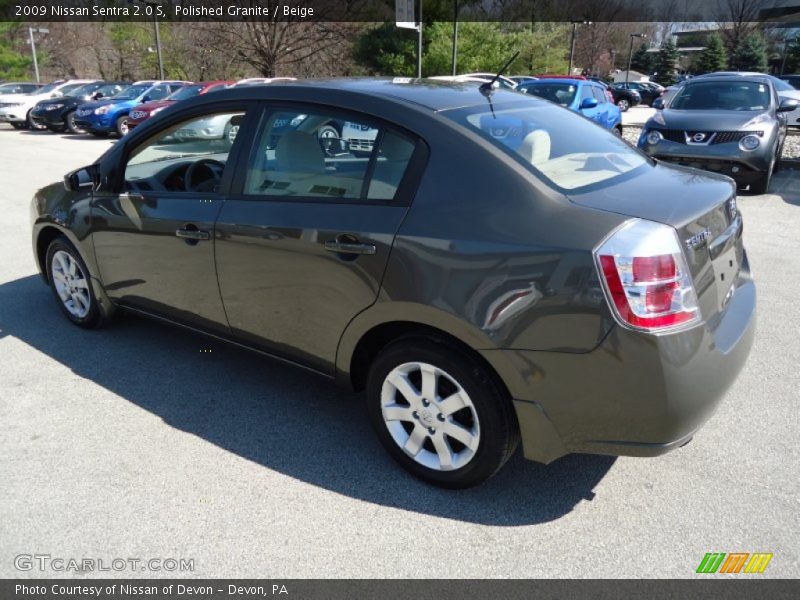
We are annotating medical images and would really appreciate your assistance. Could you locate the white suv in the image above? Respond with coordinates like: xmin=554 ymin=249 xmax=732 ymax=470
xmin=0 ymin=79 xmax=95 ymax=130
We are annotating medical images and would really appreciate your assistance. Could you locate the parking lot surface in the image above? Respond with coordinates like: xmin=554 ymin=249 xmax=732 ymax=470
xmin=0 ymin=126 xmax=798 ymax=578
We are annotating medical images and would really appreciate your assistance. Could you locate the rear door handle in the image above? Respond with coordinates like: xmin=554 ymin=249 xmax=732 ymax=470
xmin=324 ymin=240 xmax=376 ymax=255
xmin=176 ymin=227 xmax=211 ymax=241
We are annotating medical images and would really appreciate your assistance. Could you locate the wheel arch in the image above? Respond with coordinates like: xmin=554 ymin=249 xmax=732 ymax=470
xmin=339 ymin=312 xmax=512 ymax=404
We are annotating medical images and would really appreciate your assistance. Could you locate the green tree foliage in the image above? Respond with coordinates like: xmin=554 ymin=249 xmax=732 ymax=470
xmin=696 ymin=34 xmax=728 ymax=74
xmin=630 ymin=42 xmax=654 ymax=75
xmin=0 ymin=23 xmax=33 ymax=80
xmin=733 ymin=32 xmax=768 ymax=72
xmin=424 ymin=22 xmax=519 ymax=75
xmin=654 ymin=39 xmax=679 ymax=86
xmin=354 ymin=22 xmax=570 ymax=77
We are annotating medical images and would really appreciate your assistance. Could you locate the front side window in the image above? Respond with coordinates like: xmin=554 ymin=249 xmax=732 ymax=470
xmin=444 ymin=100 xmax=648 ymax=191
xmin=671 ymin=81 xmax=771 ymax=111
xmin=592 ymin=86 xmax=607 ymax=103
xmin=244 ymin=108 xmax=414 ymax=201
xmin=124 ymin=111 xmax=244 ymax=193
xmin=167 ymin=85 xmax=205 ymax=101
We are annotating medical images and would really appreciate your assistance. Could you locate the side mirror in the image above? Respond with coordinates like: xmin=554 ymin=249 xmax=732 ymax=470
xmin=92 ymin=92 xmax=103 ymax=100
xmin=778 ymin=98 xmax=799 ymax=112
xmin=652 ymin=97 xmax=665 ymax=109
xmin=580 ymin=97 xmax=598 ymax=109
xmin=63 ymin=165 xmax=97 ymax=191
xmin=141 ymin=95 xmax=151 ymax=103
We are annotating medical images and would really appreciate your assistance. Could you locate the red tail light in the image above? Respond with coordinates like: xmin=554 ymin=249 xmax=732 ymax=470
xmin=595 ymin=220 xmax=701 ymax=332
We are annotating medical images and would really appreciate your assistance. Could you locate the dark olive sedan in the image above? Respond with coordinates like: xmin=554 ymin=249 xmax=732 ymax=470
xmin=30 ymin=79 xmax=755 ymax=488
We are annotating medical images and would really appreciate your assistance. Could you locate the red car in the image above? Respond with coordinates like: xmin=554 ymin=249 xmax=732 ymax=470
xmin=127 ymin=80 xmax=233 ymax=129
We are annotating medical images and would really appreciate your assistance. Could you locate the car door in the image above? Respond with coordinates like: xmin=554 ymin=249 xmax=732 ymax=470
xmin=91 ymin=104 xmax=254 ymax=333
xmin=591 ymin=85 xmax=611 ymax=128
xmin=214 ymin=103 xmax=425 ymax=374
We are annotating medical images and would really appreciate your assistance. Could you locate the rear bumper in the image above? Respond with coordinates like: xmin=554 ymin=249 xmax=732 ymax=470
xmin=484 ymin=267 xmax=756 ymax=463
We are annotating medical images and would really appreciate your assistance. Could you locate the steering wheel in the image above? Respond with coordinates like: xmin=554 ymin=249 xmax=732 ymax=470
xmin=184 ymin=158 xmax=225 ymax=193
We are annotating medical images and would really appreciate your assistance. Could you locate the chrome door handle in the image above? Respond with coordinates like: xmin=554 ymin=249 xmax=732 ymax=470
xmin=176 ymin=228 xmax=211 ymax=241
xmin=324 ymin=241 xmax=376 ymax=255
xmin=120 ymin=192 xmax=144 ymax=202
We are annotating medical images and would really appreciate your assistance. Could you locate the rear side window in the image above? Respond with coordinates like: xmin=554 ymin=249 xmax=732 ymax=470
xmin=244 ymin=109 xmax=415 ymax=201
xmin=444 ymin=100 xmax=648 ymax=191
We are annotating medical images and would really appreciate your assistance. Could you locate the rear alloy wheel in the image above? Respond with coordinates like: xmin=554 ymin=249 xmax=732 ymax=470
xmin=617 ymin=98 xmax=630 ymax=112
xmin=46 ymin=236 xmax=102 ymax=328
xmin=27 ymin=110 xmax=47 ymax=131
xmin=366 ymin=338 xmax=519 ymax=488
xmin=65 ymin=111 xmax=84 ymax=134
xmin=115 ymin=115 xmax=129 ymax=137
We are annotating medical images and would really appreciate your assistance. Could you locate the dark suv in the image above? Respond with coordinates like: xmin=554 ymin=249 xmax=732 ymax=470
xmin=30 ymin=80 xmax=755 ymax=487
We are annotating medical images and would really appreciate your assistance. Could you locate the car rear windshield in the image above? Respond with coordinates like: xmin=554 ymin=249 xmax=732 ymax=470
xmin=671 ymin=81 xmax=771 ymax=111
xmin=519 ymin=83 xmax=578 ymax=106
xmin=443 ymin=100 xmax=648 ymax=191
xmin=167 ymin=84 xmax=205 ymax=101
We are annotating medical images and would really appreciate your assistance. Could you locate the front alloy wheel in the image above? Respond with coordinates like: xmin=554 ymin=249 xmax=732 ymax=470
xmin=115 ymin=116 xmax=129 ymax=136
xmin=46 ymin=236 xmax=103 ymax=328
xmin=366 ymin=338 xmax=519 ymax=488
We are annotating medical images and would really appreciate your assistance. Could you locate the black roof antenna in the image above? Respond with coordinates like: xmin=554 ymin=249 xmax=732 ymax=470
xmin=480 ymin=51 xmax=520 ymax=96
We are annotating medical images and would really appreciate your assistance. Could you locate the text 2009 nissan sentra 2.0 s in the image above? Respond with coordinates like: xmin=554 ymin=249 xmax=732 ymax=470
xmin=30 ymin=79 xmax=755 ymax=488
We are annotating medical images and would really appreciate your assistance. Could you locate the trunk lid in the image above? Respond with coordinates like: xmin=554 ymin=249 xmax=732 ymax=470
xmin=569 ymin=162 xmax=743 ymax=326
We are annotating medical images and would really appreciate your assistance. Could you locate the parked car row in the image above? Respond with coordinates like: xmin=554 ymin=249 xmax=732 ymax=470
xmin=0 ymin=76 xmax=299 ymax=138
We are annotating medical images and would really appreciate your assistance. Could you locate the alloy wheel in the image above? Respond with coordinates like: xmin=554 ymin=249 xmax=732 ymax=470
xmin=618 ymin=99 xmax=629 ymax=111
xmin=380 ymin=361 xmax=480 ymax=472
xmin=51 ymin=250 xmax=91 ymax=319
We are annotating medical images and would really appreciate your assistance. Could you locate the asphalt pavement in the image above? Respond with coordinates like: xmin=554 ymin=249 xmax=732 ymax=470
xmin=0 ymin=125 xmax=797 ymax=578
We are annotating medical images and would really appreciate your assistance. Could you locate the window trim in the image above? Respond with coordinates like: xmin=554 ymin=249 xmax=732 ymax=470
xmin=227 ymin=100 xmax=428 ymax=208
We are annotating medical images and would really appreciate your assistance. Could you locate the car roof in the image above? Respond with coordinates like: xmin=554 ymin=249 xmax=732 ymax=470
xmin=681 ymin=74 xmax=773 ymax=85
xmin=520 ymin=78 xmax=586 ymax=86
xmin=177 ymin=77 xmax=541 ymax=113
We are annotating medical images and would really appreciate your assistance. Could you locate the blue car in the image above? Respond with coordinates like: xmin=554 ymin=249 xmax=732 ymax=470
xmin=73 ymin=81 xmax=188 ymax=137
xmin=517 ymin=78 xmax=622 ymax=134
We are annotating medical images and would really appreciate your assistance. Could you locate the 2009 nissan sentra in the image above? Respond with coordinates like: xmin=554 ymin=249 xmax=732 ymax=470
xmin=30 ymin=79 xmax=755 ymax=488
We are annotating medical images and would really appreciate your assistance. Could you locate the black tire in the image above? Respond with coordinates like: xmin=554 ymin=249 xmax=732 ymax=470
xmin=613 ymin=125 xmax=623 ymax=137
xmin=27 ymin=110 xmax=47 ymax=131
xmin=45 ymin=236 xmax=104 ymax=329
xmin=365 ymin=337 xmax=519 ymax=488
xmin=65 ymin=110 xmax=84 ymax=134
xmin=617 ymin=98 xmax=630 ymax=112
xmin=115 ymin=115 xmax=129 ymax=137
xmin=10 ymin=121 xmax=27 ymax=130
xmin=750 ymin=160 xmax=773 ymax=195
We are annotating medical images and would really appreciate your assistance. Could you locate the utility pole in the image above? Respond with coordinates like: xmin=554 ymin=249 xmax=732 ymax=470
xmin=451 ymin=0 xmax=459 ymax=76
xmin=417 ymin=0 xmax=423 ymax=78
xmin=627 ymin=33 xmax=646 ymax=84
xmin=28 ymin=27 xmax=49 ymax=83
xmin=568 ymin=21 xmax=591 ymax=76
